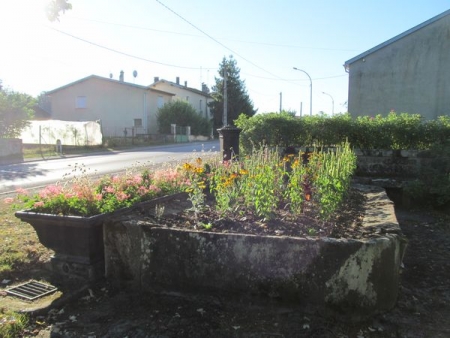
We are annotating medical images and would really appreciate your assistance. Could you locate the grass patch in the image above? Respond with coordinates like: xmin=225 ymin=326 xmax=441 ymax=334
xmin=0 ymin=199 xmax=52 ymax=281
xmin=0 ymin=309 xmax=29 ymax=338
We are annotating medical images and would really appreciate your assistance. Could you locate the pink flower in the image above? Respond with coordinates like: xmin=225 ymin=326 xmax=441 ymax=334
xmin=133 ymin=175 xmax=143 ymax=185
xmin=104 ymin=186 xmax=115 ymax=193
xmin=149 ymin=185 xmax=161 ymax=193
xmin=137 ymin=186 xmax=149 ymax=195
xmin=3 ymin=197 xmax=14 ymax=204
xmin=39 ymin=185 xmax=62 ymax=199
xmin=16 ymin=187 xmax=29 ymax=195
xmin=95 ymin=194 xmax=103 ymax=201
xmin=34 ymin=201 xmax=45 ymax=208
xmin=116 ymin=192 xmax=129 ymax=201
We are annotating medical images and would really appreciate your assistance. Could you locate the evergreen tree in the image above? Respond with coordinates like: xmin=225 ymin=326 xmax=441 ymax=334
xmin=208 ymin=56 xmax=256 ymax=133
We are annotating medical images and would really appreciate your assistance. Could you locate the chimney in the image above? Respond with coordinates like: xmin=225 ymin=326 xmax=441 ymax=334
xmin=176 ymin=77 xmax=180 ymax=85
xmin=154 ymin=76 xmax=159 ymax=82
xmin=184 ymin=81 xmax=187 ymax=87
xmin=119 ymin=70 xmax=124 ymax=82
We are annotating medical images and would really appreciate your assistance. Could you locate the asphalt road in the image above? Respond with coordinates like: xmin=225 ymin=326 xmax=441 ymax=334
xmin=0 ymin=141 xmax=219 ymax=195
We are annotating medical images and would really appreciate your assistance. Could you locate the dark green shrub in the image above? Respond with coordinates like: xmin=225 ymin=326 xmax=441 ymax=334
xmin=235 ymin=111 xmax=450 ymax=152
xmin=157 ymin=100 xmax=211 ymax=136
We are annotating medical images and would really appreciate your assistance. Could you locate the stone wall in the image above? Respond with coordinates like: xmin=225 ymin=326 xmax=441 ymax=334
xmin=103 ymin=186 xmax=406 ymax=319
xmin=355 ymin=149 xmax=434 ymax=178
xmin=0 ymin=138 xmax=23 ymax=164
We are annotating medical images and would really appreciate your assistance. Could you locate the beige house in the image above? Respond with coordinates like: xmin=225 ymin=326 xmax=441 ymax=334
xmin=149 ymin=77 xmax=212 ymax=120
xmin=43 ymin=74 xmax=175 ymax=137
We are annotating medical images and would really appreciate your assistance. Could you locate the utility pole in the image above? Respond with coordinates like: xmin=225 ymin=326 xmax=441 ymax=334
xmin=223 ymin=69 xmax=228 ymax=126
xmin=279 ymin=92 xmax=282 ymax=113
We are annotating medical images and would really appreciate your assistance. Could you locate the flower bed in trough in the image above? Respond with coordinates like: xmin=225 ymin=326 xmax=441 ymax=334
xmin=103 ymin=184 xmax=407 ymax=320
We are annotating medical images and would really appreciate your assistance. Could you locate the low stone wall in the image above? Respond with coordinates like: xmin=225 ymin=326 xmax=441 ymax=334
xmin=0 ymin=138 xmax=23 ymax=164
xmin=355 ymin=149 xmax=434 ymax=178
xmin=103 ymin=186 xmax=406 ymax=319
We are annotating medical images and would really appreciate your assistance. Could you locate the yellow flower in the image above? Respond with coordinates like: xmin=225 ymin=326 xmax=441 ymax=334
xmin=183 ymin=163 xmax=193 ymax=171
xmin=195 ymin=167 xmax=204 ymax=174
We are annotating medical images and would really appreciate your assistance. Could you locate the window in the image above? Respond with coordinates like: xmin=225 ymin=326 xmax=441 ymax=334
xmin=199 ymin=99 xmax=203 ymax=114
xmin=76 ymin=96 xmax=87 ymax=109
xmin=134 ymin=119 xmax=142 ymax=128
xmin=157 ymin=96 xmax=164 ymax=108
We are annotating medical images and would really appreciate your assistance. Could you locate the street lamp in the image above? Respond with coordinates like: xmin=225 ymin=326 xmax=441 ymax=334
xmin=322 ymin=91 xmax=334 ymax=116
xmin=293 ymin=67 xmax=312 ymax=116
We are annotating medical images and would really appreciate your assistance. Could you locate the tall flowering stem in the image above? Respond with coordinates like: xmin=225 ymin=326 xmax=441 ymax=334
xmin=307 ymin=141 xmax=357 ymax=218
xmin=181 ymin=158 xmax=208 ymax=217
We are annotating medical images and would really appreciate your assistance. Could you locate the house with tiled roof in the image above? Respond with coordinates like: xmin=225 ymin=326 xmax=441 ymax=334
xmin=149 ymin=77 xmax=212 ymax=120
xmin=43 ymin=73 xmax=175 ymax=137
xmin=344 ymin=9 xmax=450 ymax=120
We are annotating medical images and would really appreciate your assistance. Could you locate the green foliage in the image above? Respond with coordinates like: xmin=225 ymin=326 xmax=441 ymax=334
xmin=0 ymin=89 xmax=35 ymax=138
xmin=0 ymin=310 xmax=28 ymax=338
xmin=236 ymin=111 xmax=450 ymax=153
xmin=8 ymin=163 xmax=186 ymax=217
xmin=157 ymin=100 xmax=211 ymax=136
xmin=235 ymin=112 xmax=307 ymax=152
xmin=307 ymin=142 xmax=357 ymax=218
xmin=208 ymin=56 xmax=256 ymax=132
xmin=182 ymin=142 xmax=356 ymax=220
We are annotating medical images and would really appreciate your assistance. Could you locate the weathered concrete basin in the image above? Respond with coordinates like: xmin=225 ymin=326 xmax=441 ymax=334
xmin=103 ymin=185 xmax=406 ymax=319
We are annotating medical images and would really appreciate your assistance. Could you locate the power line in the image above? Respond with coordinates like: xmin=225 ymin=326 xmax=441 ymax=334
xmin=155 ymin=0 xmax=287 ymax=81
xmin=67 ymin=16 xmax=359 ymax=52
xmin=44 ymin=25 xmax=216 ymax=70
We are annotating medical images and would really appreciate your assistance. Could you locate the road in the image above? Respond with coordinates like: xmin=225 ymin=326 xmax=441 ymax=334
xmin=0 ymin=141 xmax=220 ymax=195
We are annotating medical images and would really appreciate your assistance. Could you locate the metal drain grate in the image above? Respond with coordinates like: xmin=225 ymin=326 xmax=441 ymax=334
xmin=6 ymin=280 xmax=57 ymax=301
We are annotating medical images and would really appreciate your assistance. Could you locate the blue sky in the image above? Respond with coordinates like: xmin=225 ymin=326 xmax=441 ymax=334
xmin=1 ymin=0 xmax=449 ymax=116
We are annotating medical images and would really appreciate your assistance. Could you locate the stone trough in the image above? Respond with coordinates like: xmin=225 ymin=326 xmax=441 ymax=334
xmin=103 ymin=185 xmax=406 ymax=319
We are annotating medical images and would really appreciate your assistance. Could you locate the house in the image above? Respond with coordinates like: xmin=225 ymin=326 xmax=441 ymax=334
xmin=149 ymin=77 xmax=212 ymax=120
xmin=43 ymin=73 xmax=175 ymax=137
xmin=344 ymin=10 xmax=450 ymax=120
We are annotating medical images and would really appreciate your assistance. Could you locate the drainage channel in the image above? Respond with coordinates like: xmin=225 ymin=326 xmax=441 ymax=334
xmin=6 ymin=280 xmax=57 ymax=301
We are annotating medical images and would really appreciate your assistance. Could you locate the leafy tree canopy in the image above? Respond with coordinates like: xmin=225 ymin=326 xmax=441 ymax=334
xmin=0 ymin=89 xmax=36 ymax=138
xmin=46 ymin=0 xmax=72 ymax=22
xmin=157 ymin=100 xmax=211 ymax=137
xmin=208 ymin=56 xmax=256 ymax=132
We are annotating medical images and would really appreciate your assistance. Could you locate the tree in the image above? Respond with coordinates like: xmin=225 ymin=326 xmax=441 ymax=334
xmin=208 ymin=56 xmax=256 ymax=133
xmin=0 ymin=89 xmax=36 ymax=138
xmin=156 ymin=100 xmax=211 ymax=137
xmin=46 ymin=0 xmax=72 ymax=22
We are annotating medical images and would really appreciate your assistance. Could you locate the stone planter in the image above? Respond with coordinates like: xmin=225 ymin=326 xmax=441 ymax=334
xmin=15 ymin=210 xmax=107 ymax=281
xmin=103 ymin=186 xmax=407 ymax=320
xmin=14 ymin=193 xmax=189 ymax=281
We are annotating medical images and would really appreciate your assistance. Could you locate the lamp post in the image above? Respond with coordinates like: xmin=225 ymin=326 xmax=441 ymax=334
xmin=322 ymin=91 xmax=334 ymax=116
xmin=293 ymin=67 xmax=312 ymax=116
